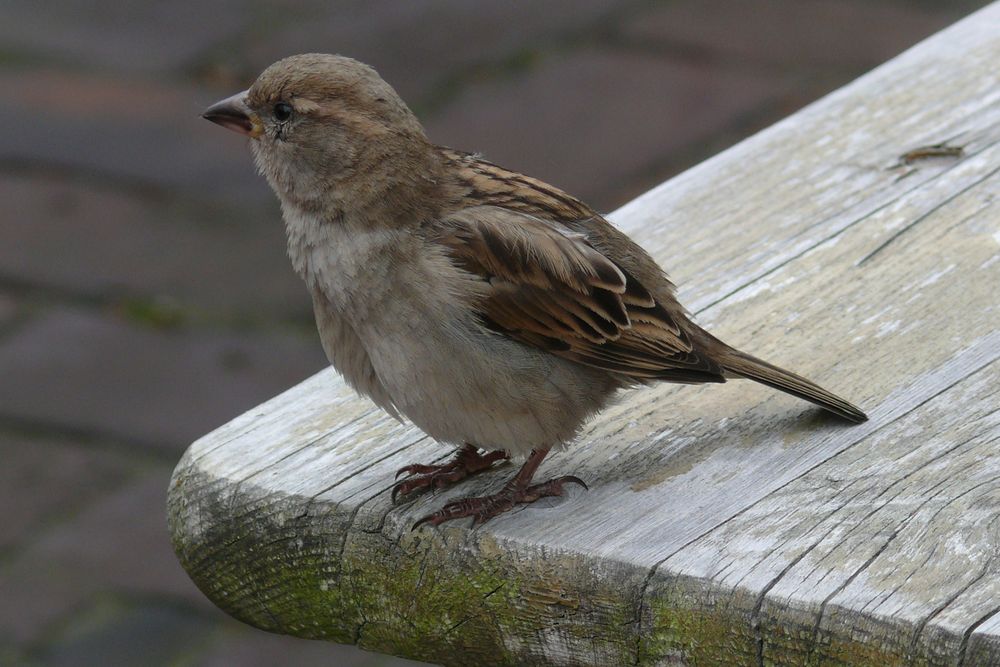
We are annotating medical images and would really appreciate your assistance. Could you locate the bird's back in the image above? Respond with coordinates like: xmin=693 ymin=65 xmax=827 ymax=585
xmin=434 ymin=147 xmax=866 ymax=422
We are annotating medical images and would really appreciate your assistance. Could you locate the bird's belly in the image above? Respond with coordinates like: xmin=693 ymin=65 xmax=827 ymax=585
xmin=294 ymin=220 xmax=618 ymax=453
xmin=361 ymin=310 xmax=617 ymax=454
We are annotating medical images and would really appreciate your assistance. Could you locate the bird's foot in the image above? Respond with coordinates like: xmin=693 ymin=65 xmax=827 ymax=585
xmin=412 ymin=475 xmax=587 ymax=529
xmin=392 ymin=444 xmax=509 ymax=502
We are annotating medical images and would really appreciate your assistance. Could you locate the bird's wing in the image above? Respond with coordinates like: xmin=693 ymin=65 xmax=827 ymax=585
xmin=434 ymin=205 xmax=725 ymax=382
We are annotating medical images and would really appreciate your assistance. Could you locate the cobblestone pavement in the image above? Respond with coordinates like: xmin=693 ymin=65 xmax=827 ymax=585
xmin=1 ymin=1 xmax=987 ymax=665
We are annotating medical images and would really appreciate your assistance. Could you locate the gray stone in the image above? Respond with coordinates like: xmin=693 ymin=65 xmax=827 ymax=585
xmin=425 ymin=48 xmax=787 ymax=210
xmin=0 ymin=0 xmax=250 ymax=74
xmin=32 ymin=597 xmax=213 ymax=667
xmin=0 ymin=556 xmax=91 ymax=646
xmin=199 ymin=0 xmax=624 ymax=106
xmin=0 ymin=433 xmax=134 ymax=551
xmin=22 ymin=471 xmax=205 ymax=603
xmin=0 ymin=68 xmax=268 ymax=207
xmin=0 ymin=644 xmax=24 ymax=666
xmin=621 ymin=0 xmax=973 ymax=70
xmin=0 ymin=308 xmax=327 ymax=451
xmin=0 ymin=174 xmax=310 ymax=322
xmin=0 ymin=469 xmax=213 ymax=649
xmin=0 ymin=292 xmax=17 ymax=329
xmin=199 ymin=624 xmax=429 ymax=667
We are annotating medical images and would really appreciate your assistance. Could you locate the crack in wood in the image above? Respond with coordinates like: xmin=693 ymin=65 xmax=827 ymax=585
xmin=747 ymin=480 xmax=882 ymax=666
xmin=735 ymin=478 xmax=870 ymax=591
xmin=871 ymin=471 xmax=1000 ymax=617
xmin=235 ymin=411 xmax=376 ymax=486
xmin=636 ymin=338 xmax=1000 ymax=665
xmin=304 ymin=436 xmax=430 ymax=503
xmin=958 ymin=605 xmax=1000 ymax=667
xmin=692 ymin=147 xmax=993 ymax=316
xmin=631 ymin=564 xmax=657 ymax=666
xmin=859 ymin=159 xmax=1000 ymax=265
xmin=442 ymin=582 xmax=508 ymax=638
xmin=776 ymin=480 xmax=873 ymax=590
xmin=802 ymin=480 xmax=953 ymax=662
xmin=912 ymin=510 xmax=1000 ymax=662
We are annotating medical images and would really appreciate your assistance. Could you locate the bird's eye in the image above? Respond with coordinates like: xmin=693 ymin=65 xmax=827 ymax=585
xmin=274 ymin=102 xmax=293 ymax=122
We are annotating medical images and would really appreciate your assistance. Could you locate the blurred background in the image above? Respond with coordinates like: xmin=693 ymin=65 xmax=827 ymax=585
xmin=0 ymin=1 xmax=988 ymax=665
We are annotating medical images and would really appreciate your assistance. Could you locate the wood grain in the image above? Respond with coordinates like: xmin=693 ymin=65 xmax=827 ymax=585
xmin=169 ymin=4 xmax=1000 ymax=665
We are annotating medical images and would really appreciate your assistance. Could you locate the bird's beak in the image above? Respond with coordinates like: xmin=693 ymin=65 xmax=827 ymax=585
xmin=202 ymin=90 xmax=262 ymax=139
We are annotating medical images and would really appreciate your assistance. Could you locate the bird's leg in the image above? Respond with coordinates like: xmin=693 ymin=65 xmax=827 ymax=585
xmin=392 ymin=443 xmax=509 ymax=502
xmin=412 ymin=447 xmax=587 ymax=529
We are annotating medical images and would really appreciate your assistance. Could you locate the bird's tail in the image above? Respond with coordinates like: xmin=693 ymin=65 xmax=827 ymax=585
xmin=716 ymin=347 xmax=868 ymax=423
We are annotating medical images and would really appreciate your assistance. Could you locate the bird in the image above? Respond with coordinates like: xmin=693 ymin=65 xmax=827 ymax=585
xmin=202 ymin=53 xmax=867 ymax=529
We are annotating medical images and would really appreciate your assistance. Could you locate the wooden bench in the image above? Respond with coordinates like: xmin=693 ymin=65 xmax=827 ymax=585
xmin=168 ymin=5 xmax=1000 ymax=665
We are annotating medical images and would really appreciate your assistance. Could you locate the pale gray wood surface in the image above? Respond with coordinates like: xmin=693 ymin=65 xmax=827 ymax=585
xmin=169 ymin=5 xmax=1000 ymax=665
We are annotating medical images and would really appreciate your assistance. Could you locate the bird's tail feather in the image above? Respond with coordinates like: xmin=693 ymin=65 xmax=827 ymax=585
xmin=717 ymin=348 xmax=868 ymax=423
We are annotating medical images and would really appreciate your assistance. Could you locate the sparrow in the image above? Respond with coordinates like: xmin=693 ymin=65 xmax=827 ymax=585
xmin=202 ymin=53 xmax=867 ymax=528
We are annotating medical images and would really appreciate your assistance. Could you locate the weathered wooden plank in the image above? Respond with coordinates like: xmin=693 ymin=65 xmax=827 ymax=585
xmin=967 ymin=613 xmax=1000 ymax=666
xmin=169 ymin=4 xmax=1000 ymax=666
xmin=645 ymin=356 xmax=1000 ymax=665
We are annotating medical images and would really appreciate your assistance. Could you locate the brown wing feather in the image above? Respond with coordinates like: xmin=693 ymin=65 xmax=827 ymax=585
xmin=434 ymin=204 xmax=725 ymax=383
xmin=432 ymin=149 xmax=866 ymax=418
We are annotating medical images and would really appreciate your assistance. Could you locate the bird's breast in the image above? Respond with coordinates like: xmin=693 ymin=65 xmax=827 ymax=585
xmin=283 ymin=208 xmax=405 ymax=316
xmin=280 ymin=207 xmax=618 ymax=452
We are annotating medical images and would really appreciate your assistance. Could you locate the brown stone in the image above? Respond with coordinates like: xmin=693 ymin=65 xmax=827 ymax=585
xmin=0 ymin=433 xmax=134 ymax=551
xmin=0 ymin=308 xmax=327 ymax=451
xmin=621 ymin=0 xmax=969 ymax=70
xmin=0 ymin=174 xmax=309 ymax=321
xmin=425 ymin=49 xmax=787 ymax=210
xmin=0 ymin=0 xmax=251 ymax=73
xmin=0 ymin=68 xmax=267 ymax=206
xmin=203 ymin=0 xmax=624 ymax=105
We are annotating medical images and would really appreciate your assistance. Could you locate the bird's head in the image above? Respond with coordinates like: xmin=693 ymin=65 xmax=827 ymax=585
xmin=203 ymin=53 xmax=439 ymax=218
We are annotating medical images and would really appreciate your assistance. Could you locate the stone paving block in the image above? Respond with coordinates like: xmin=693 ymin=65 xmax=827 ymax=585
xmin=0 ymin=534 xmax=138 ymax=651
xmin=0 ymin=174 xmax=310 ymax=321
xmin=0 ymin=0 xmax=251 ymax=74
xmin=199 ymin=0 xmax=624 ymax=106
xmin=31 ymin=596 xmax=214 ymax=667
xmin=0 ymin=67 xmax=268 ymax=207
xmin=1 ymin=470 xmax=210 ymax=611
xmin=621 ymin=0 xmax=978 ymax=70
xmin=0 ymin=291 xmax=16 ymax=328
xmin=0 ymin=469 xmax=218 ymax=650
xmin=0 ymin=643 xmax=24 ymax=666
xmin=0 ymin=433 xmax=135 ymax=552
xmin=425 ymin=48 xmax=787 ymax=211
xmin=200 ymin=622 xmax=428 ymax=667
xmin=0 ymin=307 xmax=327 ymax=452
xmin=0 ymin=557 xmax=90 ymax=646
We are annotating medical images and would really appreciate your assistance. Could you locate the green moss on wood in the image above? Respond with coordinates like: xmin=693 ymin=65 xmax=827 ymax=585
xmin=170 ymin=469 xmax=645 ymax=665
xmin=171 ymin=464 xmax=968 ymax=667
xmin=637 ymin=577 xmax=925 ymax=667
xmin=637 ymin=580 xmax=756 ymax=666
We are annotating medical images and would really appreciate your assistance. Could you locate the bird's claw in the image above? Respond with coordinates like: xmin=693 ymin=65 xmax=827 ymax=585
xmin=411 ymin=474 xmax=588 ymax=530
xmin=391 ymin=445 xmax=509 ymax=503
xmin=395 ymin=463 xmax=441 ymax=480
